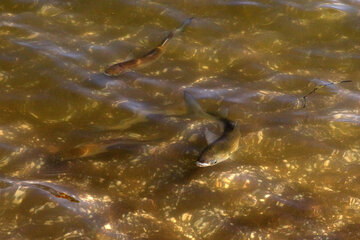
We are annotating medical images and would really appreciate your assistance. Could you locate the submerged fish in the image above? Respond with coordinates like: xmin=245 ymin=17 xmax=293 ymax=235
xmin=197 ymin=117 xmax=241 ymax=167
xmin=105 ymin=18 xmax=193 ymax=76
xmin=183 ymin=91 xmax=242 ymax=167
xmin=0 ymin=178 xmax=79 ymax=203
xmin=56 ymin=138 xmax=150 ymax=160
xmin=32 ymin=183 xmax=80 ymax=203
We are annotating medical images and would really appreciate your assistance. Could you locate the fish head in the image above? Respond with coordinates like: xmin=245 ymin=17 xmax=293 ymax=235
xmin=196 ymin=159 xmax=218 ymax=167
xmin=196 ymin=128 xmax=240 ymax=167
xmin=196 ymin=147 xmax=230 ymax=167
xmin=104 ymin=63 xmax=125 ymax=76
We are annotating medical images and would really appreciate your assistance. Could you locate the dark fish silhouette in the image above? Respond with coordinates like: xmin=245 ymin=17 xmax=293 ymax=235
xmin=105 ymin=18 xmax=193 ymax=76
xmin=183 ymin=91 xmax=241 ymax=167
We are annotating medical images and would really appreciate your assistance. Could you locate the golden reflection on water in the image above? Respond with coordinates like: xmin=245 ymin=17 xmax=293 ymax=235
xmin=1 ymin=0 xmax=360 ymax=239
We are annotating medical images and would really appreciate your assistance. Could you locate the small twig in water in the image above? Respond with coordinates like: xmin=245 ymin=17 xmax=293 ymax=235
xmin=301 ymin=80 xmax=352 ymax=108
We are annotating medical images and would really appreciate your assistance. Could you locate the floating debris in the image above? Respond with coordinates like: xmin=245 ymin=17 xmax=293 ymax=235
xmin=301 ymin=80 xmax=352 ymax=108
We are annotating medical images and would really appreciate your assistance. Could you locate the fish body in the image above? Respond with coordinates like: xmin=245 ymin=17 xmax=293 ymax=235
xmin=196 ymin=118 xmax=241 ymax=167
xmin=59 ymin=138 xmax=147 ymax=159
xmin=0 ymin=178 xmax=79 ymax=203
xmin=105 ymin=18 xmax=193 ymax=76
xmin=32 ymin=183 xmax=80 ymax=203
xmin=183 ymin=91 xmax=241 ymax=167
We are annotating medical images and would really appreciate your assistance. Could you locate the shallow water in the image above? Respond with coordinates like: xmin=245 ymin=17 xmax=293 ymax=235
xmin=1 ymin=0 xmax=360 ymax=239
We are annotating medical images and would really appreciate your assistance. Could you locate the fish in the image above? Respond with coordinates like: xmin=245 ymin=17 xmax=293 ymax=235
xmin=0 ymin=178 xmax=79 ymax=203
xmin=183 ymin=90 xmax=241 ymax=167
xmin=32 ymin=183 xmax=80 ymax=203
xmin=196 ymin=117 xmax=241 ymax=167
xmin=104 ymin=17 xmax=193 ymax=76
xmin=55 ymin=138 xmax=151 ymax=160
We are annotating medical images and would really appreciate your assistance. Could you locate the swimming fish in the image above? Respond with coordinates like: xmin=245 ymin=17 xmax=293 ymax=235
xmin=105 ymin=18 xmax=193 ymax=76
xmin=197 ymin=117 xmax=241 ymax=167
xmin=57 ymin=138 xmax=149 ymax=160
xmin=32 ymin=183 xmax=80 ymax=203
xmin=0 ymin=178 xmax=79 ymax=203
xmin=183 ymin=91 xmax=241 ymax=167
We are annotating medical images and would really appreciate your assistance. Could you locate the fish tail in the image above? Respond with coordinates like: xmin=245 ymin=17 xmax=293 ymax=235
xmin=159 ymin=17 xmax=193 ymax=48
xmin=174 ymin=17 xmax=194 ymax=36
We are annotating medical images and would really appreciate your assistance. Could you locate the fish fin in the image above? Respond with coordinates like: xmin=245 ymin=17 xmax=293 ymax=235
xmin=160 ymin=18 xmax=194 ymax=48
xmin=204 ymin=128 xmax=219 ymax=144
xmin=125 ymin=53 xmax=135 ymax=61
xmin=183 ymin=90 xmax=206 ymax=117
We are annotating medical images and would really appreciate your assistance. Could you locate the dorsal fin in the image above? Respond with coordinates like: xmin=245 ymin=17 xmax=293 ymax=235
xmin=204 ymin=128 xmax=219 ymax=144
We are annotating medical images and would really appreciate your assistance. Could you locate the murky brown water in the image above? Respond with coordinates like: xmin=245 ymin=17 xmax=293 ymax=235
xmin=1 ymin=0 xmax=360 ymax=239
